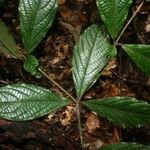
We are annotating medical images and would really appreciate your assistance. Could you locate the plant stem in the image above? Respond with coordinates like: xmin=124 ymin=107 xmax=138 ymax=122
xmin=39 ymin=68 xmax=84 ymax=149
xmin=76 ymin=99 xmax=84 ymax=150
xmin=115 ymin=2 xmax=144 ymax=44
xmin=20 ymin=48 xmax=84 ymax=149
xmin=38 ymin=68 xmax=76 ymax=102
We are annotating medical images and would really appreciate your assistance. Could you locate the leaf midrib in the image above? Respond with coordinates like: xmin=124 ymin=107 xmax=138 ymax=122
xmin=78 ymin=28 xmax=100 ymax=98
xmin=27 ymin=0 xmax=40 ymax=49
xmin=111 ymin=0 xmax=117 ymax=36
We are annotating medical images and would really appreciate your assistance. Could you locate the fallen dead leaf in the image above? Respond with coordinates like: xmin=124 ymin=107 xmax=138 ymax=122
xmin=145 ymin=15 xmax=150 ymax=33
xmin=101 ymin=58 xmax=117 ymax=76
xmin=109 ymin=127 xmax=120 ymax=144
xmin=60 ymin=105 xmax=76 ymax=126
xmin=85 ymin=113 xmax=100 ymax=134
xmin=85 ymin=139 xmax=104 ymax=150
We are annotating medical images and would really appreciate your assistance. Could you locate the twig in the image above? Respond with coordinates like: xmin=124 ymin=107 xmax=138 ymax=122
xmin=39 ymin=68 xmax=84 ymax=149
xmin=38 ymin=68 xmax=76 ymax=102
xmin=115 ymin=2 xmax=144 ymax=44
xmin=19 ymin=53 xmax=76 ymax=102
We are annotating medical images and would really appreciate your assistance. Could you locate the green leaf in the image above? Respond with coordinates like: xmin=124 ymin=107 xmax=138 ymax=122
xmin=0 ymin=21 xmax=21 ymax=58
xmin=72 ymin=24 xmax=117 ymax=99
xmin=23 ymin=55 xmax=39 ymax=75
xmin=83 ymin=96 xmax=150 ymax=127
xmin=96 ymin=0 xmax=132 ymax=39
xmin=0 ymin=84 xmax=69 ymax=121
xmin=122 ymin=44 xmax=150 ymax=76
xmin=101 ymin=143 xmax=150 ymax=150
xmin=19 ymin=0 xmax=58 ymax=54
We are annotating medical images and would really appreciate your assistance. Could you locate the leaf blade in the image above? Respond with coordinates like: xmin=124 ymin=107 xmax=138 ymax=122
xmin=0 ymin=84 xmax=69 ymax=121
xmin=72 ymin=24 xmax=116 ymax=98
xmin=83 ymin=96 xmax=150 ymax=127
xmin=0 ymin=21 xmax=20 ymax=58
xmin=19 ymin=0 xmax=58 ymax=54
xmin=96 ymin=0 xmax=132 ymax=39
xmin=101 ymin=143 xmax=150 ymax=150
xmin=122 ymin=44 xmax=150 ymax=76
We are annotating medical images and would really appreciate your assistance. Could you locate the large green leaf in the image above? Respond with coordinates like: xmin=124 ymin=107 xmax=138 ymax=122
xmin=19 ymin=0 xmax=58 ymax=54
xmin=0 ymin=84 xmax=69 ymax=121
xmin=122 ymin=44 xmax=150 ymax=76
xmin=83 ymin=96 xmax=150 ymax=127
xmin=101 ymin=143 xmax=150 ymax=150
xmin=96 ymin=0 xmax=132 ymax=39
xmin=72 ymin=24 xmax=117 ymax=99
xmin=0 ymin=21 xmax=20 ymax=58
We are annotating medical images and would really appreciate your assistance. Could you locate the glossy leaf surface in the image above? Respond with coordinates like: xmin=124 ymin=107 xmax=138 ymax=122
xmin=72 ymin=24 xmax=116 ymax=98
xmin=19 ymin=0 xmax=57 ymax=54
xmin=101 ymin=143 xmax=150 ymax=150
xmin=96 ymin=0 xmax=132 ymax=39
xmin=84 ymin=96 xmax=150 ymax=127
xmin=0 ymin=21 xmax=20 ymax=58
xmin=0 ymin=84 xmax=69 ymax=121
xmin=122 ymin=44 xmax=150 ymax=76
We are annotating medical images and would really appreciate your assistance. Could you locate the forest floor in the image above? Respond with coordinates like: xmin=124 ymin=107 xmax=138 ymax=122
xmin=0 ymin=0 xmax=150 ymax=150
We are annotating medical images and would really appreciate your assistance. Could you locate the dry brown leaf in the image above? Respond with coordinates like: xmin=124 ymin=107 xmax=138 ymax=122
xmin=145 ymin=15 xmax=150 ymax=33
xmin=60 ymin=105 xmax=76 ymax=126
xmin=85 ymin=139 xmax=104 ymax=150
xmin=60 ymin=22 xmax=80 ymax=41
xmin=85 ymin=113 xmax=100 ymax=134
xmin=109 ymin=84 xmax=121 ymax=96
xmin=101 ymin=58 xmax=117 ymax=76
xmin=109 ymin=127 xmax=120 ymax=144
xmin=59 ymin=6 xmax=73 ymax=22
xmin=101 ymin=81 xmax=121 ymax=97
